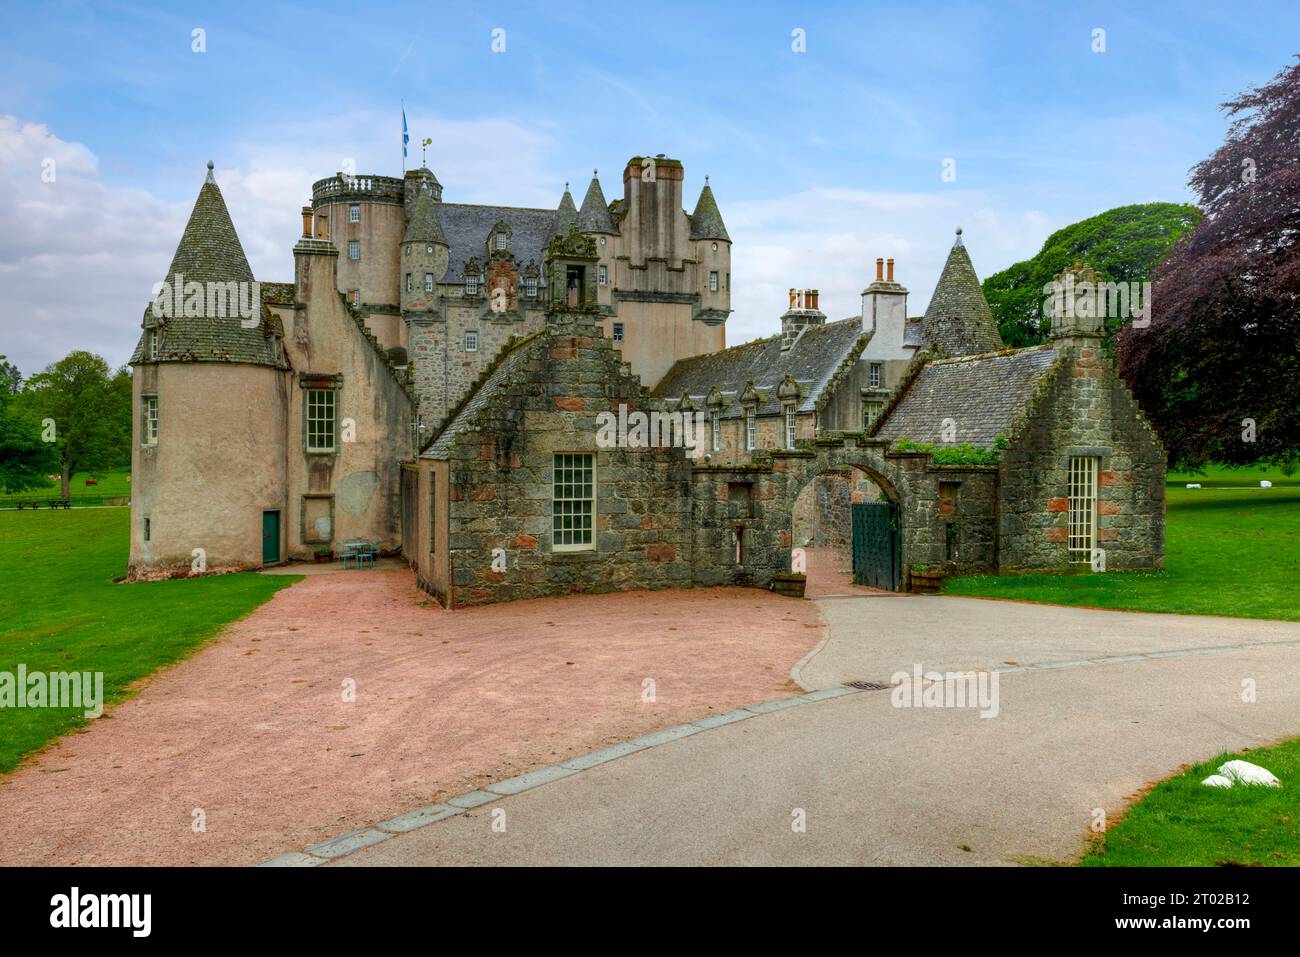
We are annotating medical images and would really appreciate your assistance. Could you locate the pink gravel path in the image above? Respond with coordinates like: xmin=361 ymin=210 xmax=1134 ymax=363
xmin=0 ymin=569 xmax=824 ymax=866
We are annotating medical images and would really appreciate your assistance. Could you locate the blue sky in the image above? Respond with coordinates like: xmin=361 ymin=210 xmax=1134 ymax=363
xmin=2 ymin=0 xmax=1297 ymax=373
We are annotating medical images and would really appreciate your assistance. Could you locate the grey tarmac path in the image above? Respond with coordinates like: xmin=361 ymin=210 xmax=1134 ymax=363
xmin=336 ymin=596 xmax=1300 ymax=866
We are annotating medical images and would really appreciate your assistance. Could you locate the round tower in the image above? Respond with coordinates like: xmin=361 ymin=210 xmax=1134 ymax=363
xmin=400 ymin=180 xmax=449 ymax=316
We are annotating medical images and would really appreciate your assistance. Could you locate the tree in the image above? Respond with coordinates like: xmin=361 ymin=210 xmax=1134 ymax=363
xmin=983 ymin=203 xmax=1200 ymax=347
xmin=0 ymin=356 xmax=58 ymax=493
xmin=1117 ymin=59 xmax=1300 ymax=470
xmin=20 ymin=352 xmax=132 ymax=498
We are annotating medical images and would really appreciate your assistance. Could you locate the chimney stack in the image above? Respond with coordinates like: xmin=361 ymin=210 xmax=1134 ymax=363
xmin=886 ymin=258 xmax=895 ymax=282
xmin=301 ymin=206 xmax=312 ymax=239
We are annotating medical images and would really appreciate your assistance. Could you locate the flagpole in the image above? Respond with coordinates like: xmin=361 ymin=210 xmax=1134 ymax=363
xmin=401 ymin=99 xmax=406 ymax=173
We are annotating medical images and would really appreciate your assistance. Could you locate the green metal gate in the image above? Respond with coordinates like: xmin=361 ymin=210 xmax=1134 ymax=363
xmin=851 ymin=501 xmax=900 ymax=590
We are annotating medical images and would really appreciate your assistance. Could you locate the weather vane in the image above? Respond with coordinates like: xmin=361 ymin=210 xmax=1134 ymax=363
xmin=421 ymin=137 xmax=432 ymax=167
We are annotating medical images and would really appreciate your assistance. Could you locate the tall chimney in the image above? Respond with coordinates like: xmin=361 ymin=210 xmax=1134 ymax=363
xmin=876 ymin=257 xmax=884 ymax=281
xmin=301 ymin=206 xmax=312 ymax=239
xmin=886 ymin=258 xmax=895 ymax=282
xmin=789 ymin=287 xmax=796 ymax=308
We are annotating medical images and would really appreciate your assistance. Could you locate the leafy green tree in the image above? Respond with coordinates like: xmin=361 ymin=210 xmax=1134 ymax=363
xmin=0 ymin=357 xmax=58 ymax=493
xmin=983 ymin=203 xmax=1201 ymax=347
xmin=20 ymin=352 xmax=132 ymax=498
xmin=1118 ymin=59 xmax=1300 ymax=469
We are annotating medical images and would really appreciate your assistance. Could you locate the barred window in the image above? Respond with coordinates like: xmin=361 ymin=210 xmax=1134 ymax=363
xmin=142 ymin=396 xmax=158 ymax=446
xmin=745 ymin=408 xmax=756 ymax=451
xmin=553 ymin=453 xmax=594 ymax=550
xmin=306 ymin=388 xmax=336 ymax=452
xmin=785 ymin=407 xmax=797 ymax=449
xmin=347 ymin=240 xmax=360 ymax=260
xmin=1068 ymin=456 xmax=1099 ymax=562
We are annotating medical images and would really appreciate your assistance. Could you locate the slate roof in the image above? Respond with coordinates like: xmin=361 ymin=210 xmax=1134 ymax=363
xmin=577 ymin=176 xmax=618 ymax=233
xmin=129 ymin=165 xmax=286 ymax=367
xmin=921 ymin=231 xmax=1004 ymax=357
xmin=654 ymin=317 xmax=865 ymax=417
xmin=872 ymin=345 xmax=1059 ymax=448
xmin=552 ymin=189 xmax=578 ymax=237
xmin=689 ymin=181 xmax=730 ymax=242
xmin=404 ymin=191 xmax=447 ymax=245
xmin=422 ymin=333 xmax=542 ymax=460
xmin=439 ymin=203 xmax=559 ymax=282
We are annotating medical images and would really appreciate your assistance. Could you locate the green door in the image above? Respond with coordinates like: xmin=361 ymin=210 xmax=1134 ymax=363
xmin=262 ymin=510 xmax=280 ymax=564
xmin=851 ymin=501 xmax=900 ymax=590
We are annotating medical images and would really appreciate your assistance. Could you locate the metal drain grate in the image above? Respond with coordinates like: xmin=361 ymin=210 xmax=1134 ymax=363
xmin=844 ymin=680 xmax=892 ymax=691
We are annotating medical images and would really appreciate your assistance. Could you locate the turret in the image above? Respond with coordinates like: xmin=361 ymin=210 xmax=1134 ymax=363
xmin=691 ymin=175 xmax=732 ymax=319
xmin=400 ymin=185 xmax=448 ymax=316
xmin=920 ymin=228 xmax=1004 ymax=357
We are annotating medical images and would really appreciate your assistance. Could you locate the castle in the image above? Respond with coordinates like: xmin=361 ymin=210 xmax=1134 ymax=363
xmin=128 ymin=155 xmax=1165 ymax=604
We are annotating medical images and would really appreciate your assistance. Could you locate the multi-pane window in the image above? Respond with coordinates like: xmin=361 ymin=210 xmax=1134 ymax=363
xmin=745 ymin=408 xmax=756 ymax=451
xmin=464 ymin=331 xmax=478 ymax=352
xmin=347 ymin=240 xmax=360 ymax=260
xmin=709 ymin=271 xmax=719 ymax=292
xmin=863 ymin=400 xmax=884 ymax=428
xmin=1068 ymin=456 xmax=1099 ymax=562
xmin=552 ymin=453 xmax=594 ymax=550
xmin=869 ymin=363 xmax=882 ymax=387
xmin=495 ymin=232 xmax=507 ymax=250
xmin=465 ymin=277 xmax=479 ymax=296
xmin=306 ymin=388 xmax=336 ymax=452
xmin=351 ymin=289 xmax=360 ymax=306
xmin=711 ymin=413 xmax=721 ymax=452
xmin=526 ymin=278 xmax=537 ymax=297
xmin=406 ymin=274 xmax=413 ymax=292
xmin=424 ymin=273 xmax=434 ymax=292
xmin=785 ymin=408 xmax=797 ymax=449
xmin=612 ymin=322 xmax=624 ymax=343
xmin=147 ymin=328 xmax=158 ymax=359
xmin=349 ymin=205 xmax=360 ymax=223
xmin=142 ymin=396 xmax=158 ymax=446
xmin=598 ymin=265 xmax=607 ymax=286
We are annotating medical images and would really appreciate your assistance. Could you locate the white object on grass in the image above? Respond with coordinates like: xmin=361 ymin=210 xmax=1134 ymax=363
xmin=1185 ymin=483 xmax=1201 ymax=489
xmin=1261 ymin=480 xmax=1273 ymax=488
xmin=1202 ymin=774 xmax=1234 ymax=788
xmin=1218 ymin=760 xmax=1280 ymax=787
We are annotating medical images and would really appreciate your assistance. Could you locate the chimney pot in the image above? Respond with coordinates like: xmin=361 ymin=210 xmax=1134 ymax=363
xmin=886 ymin=258 xmax=895 ymax=282
xmin=876 ymin=257 xmax=884 ymax=282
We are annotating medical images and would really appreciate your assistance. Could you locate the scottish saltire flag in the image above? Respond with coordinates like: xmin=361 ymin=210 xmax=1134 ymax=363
xmin=402 ymin=107 xmax=409 ymax=159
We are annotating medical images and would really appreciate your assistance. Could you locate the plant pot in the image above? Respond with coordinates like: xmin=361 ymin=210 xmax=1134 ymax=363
xmin=771 ymin=572 xmax=807 ymax=598
xmin=910 ymin=569 xmax=944 ymax=594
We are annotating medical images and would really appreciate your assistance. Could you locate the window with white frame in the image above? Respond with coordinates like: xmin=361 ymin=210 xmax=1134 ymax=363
xmin=612 ymin=322 xmax=624 ymax=343
xmin=464 ymin=330 xmax=478 ymax=352
xmin=349 ymin=205 xmax=360 ymax=223
xmin=598 ymin=265 xmax=607 ymax=286
xmin=526 ymin=278 xmax=537 ymax=297
xmin=306 ymin=388 xmax=336 ymax=452
xmin=142 ymin=395 xmax=158 ymax=446
xmin=745 ymin=408 xmax=756 ymax=451
xmin=347 ymin=240 xmax=360 ymax=260
xmin=711 ymin=413 xmax=721 ymax=452
xmin=552 ymin=453 xmax=594 ymax=550
xmin=424 ymin=273 xmax=434 ymax=292
xmin=147 ymin=328 xmax=158 ymax=359
xmin=495 ymin=232 xmax=507 ymax=250
xmin=709 ymin=271 xmax=719 ymax=292
xmin=863 ymin=400 xmax=884 ymax=428
xmin=1068 ymin=456 xmax=1099 ymax=562
xmin=785 ymin=407 xmax=797 ymax=449
xmin=465 ymin=277 xmax=479 ymax=296
xmin=869 ymin=363 xmax=882 ymax=387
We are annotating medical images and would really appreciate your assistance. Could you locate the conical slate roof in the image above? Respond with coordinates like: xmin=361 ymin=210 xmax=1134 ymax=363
xmin=129 ymin=162 xmax=285 ymax=368
xmin=689 ymin=179 xmax=730 ymax=242
xmin=552 ymin=186 xmax=578 ymax=237
xmin=920 ymin=229 xmax=1004 ymax=357
xmin=404 ymin=190 xmax=447 ymax=245
xmin=577 ymin=173 xmax=617 ymax=234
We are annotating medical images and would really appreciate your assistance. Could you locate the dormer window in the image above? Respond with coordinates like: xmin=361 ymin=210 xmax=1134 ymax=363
xmin=526 ymin=278 xmax=537 ymax=297
xmin=869 ymin=363 xmax=882 ymax=388
xmin=349 ymin=205 xmax=360 ymax=223
xmin=495 ymin=233 xmax=507 ymax=250
xmin=146 ymin=328 xmax=158 ymax=360
xmin=465 ymin=277 xmax=479 ymax=296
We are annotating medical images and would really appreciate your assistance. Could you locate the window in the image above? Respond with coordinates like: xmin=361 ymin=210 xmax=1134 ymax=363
xmin=711 ymin=413 xmax=721 ymax=452
xmin=464 ymin=331 xmax=478 ymax=352
xmin=709 ymin=271 xmax=719 ymax=292
xmin=146 ymin=328 xmax=158 ymax=360
xmin=424 ymin=273 xmax=434 ymax=292
xmin=349 ymin=205 xmax=360 ymax=223
xmin=142 ymin=395 xmax=158 ymax=446
xmin=1068 ymin=456 xmax=1099 ymax=562
xmin=347 ymin=240 xmax=360 ymax=260
xmin=465 ymin=277 xmax=479 ymax=296
xmin=745 ymin=408 xmax=756 ymax=451
xmin=612 ymin=322 xmax=624 ymax=343
xmin=406 ymin=273 xmax=413 ymax=293
xmin=726 ymin=272 xmax=731 ymax=290
xmin=426 ymin=244 xmax=434 ymax=254
xmin=553 ymin=453 xmax=594 ymax=550
xmin=598 ymin=265 xmax=608 ymax=286
xmin=863 ymin=400 xmax=884 ymax=428
xmin=711 ymin=242 xmax=719 ymax=252
xmin=526 ymin=278 xmax=537 ymax=297
xmin=869 ymin=363 xmax=882 ymax=388
xmin=495 ymin=232 xmax=507 ymax=250
xmin=306 ymin=388 xmax=336 ymax=452
xmin=599 ymin=236 xmax=607 ymax=246
xmin=785 ymin=407 xmax=797 ymax=449
xmin=351 ymin=289 xmax=360 ymax=306
xmin=144 ymin=517 xmax=150 ymax=542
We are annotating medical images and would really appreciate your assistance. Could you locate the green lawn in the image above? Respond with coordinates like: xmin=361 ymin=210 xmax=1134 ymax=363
xmin=944 ymin=467 xmax=1300 ymax=621
xmin=1082 ymin=737 xmax=1300 ymax=866
xmin=0 ymin=508 xmax=297 ymax=773
xmin=0 ymin=466 xmax=133 ymax=507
